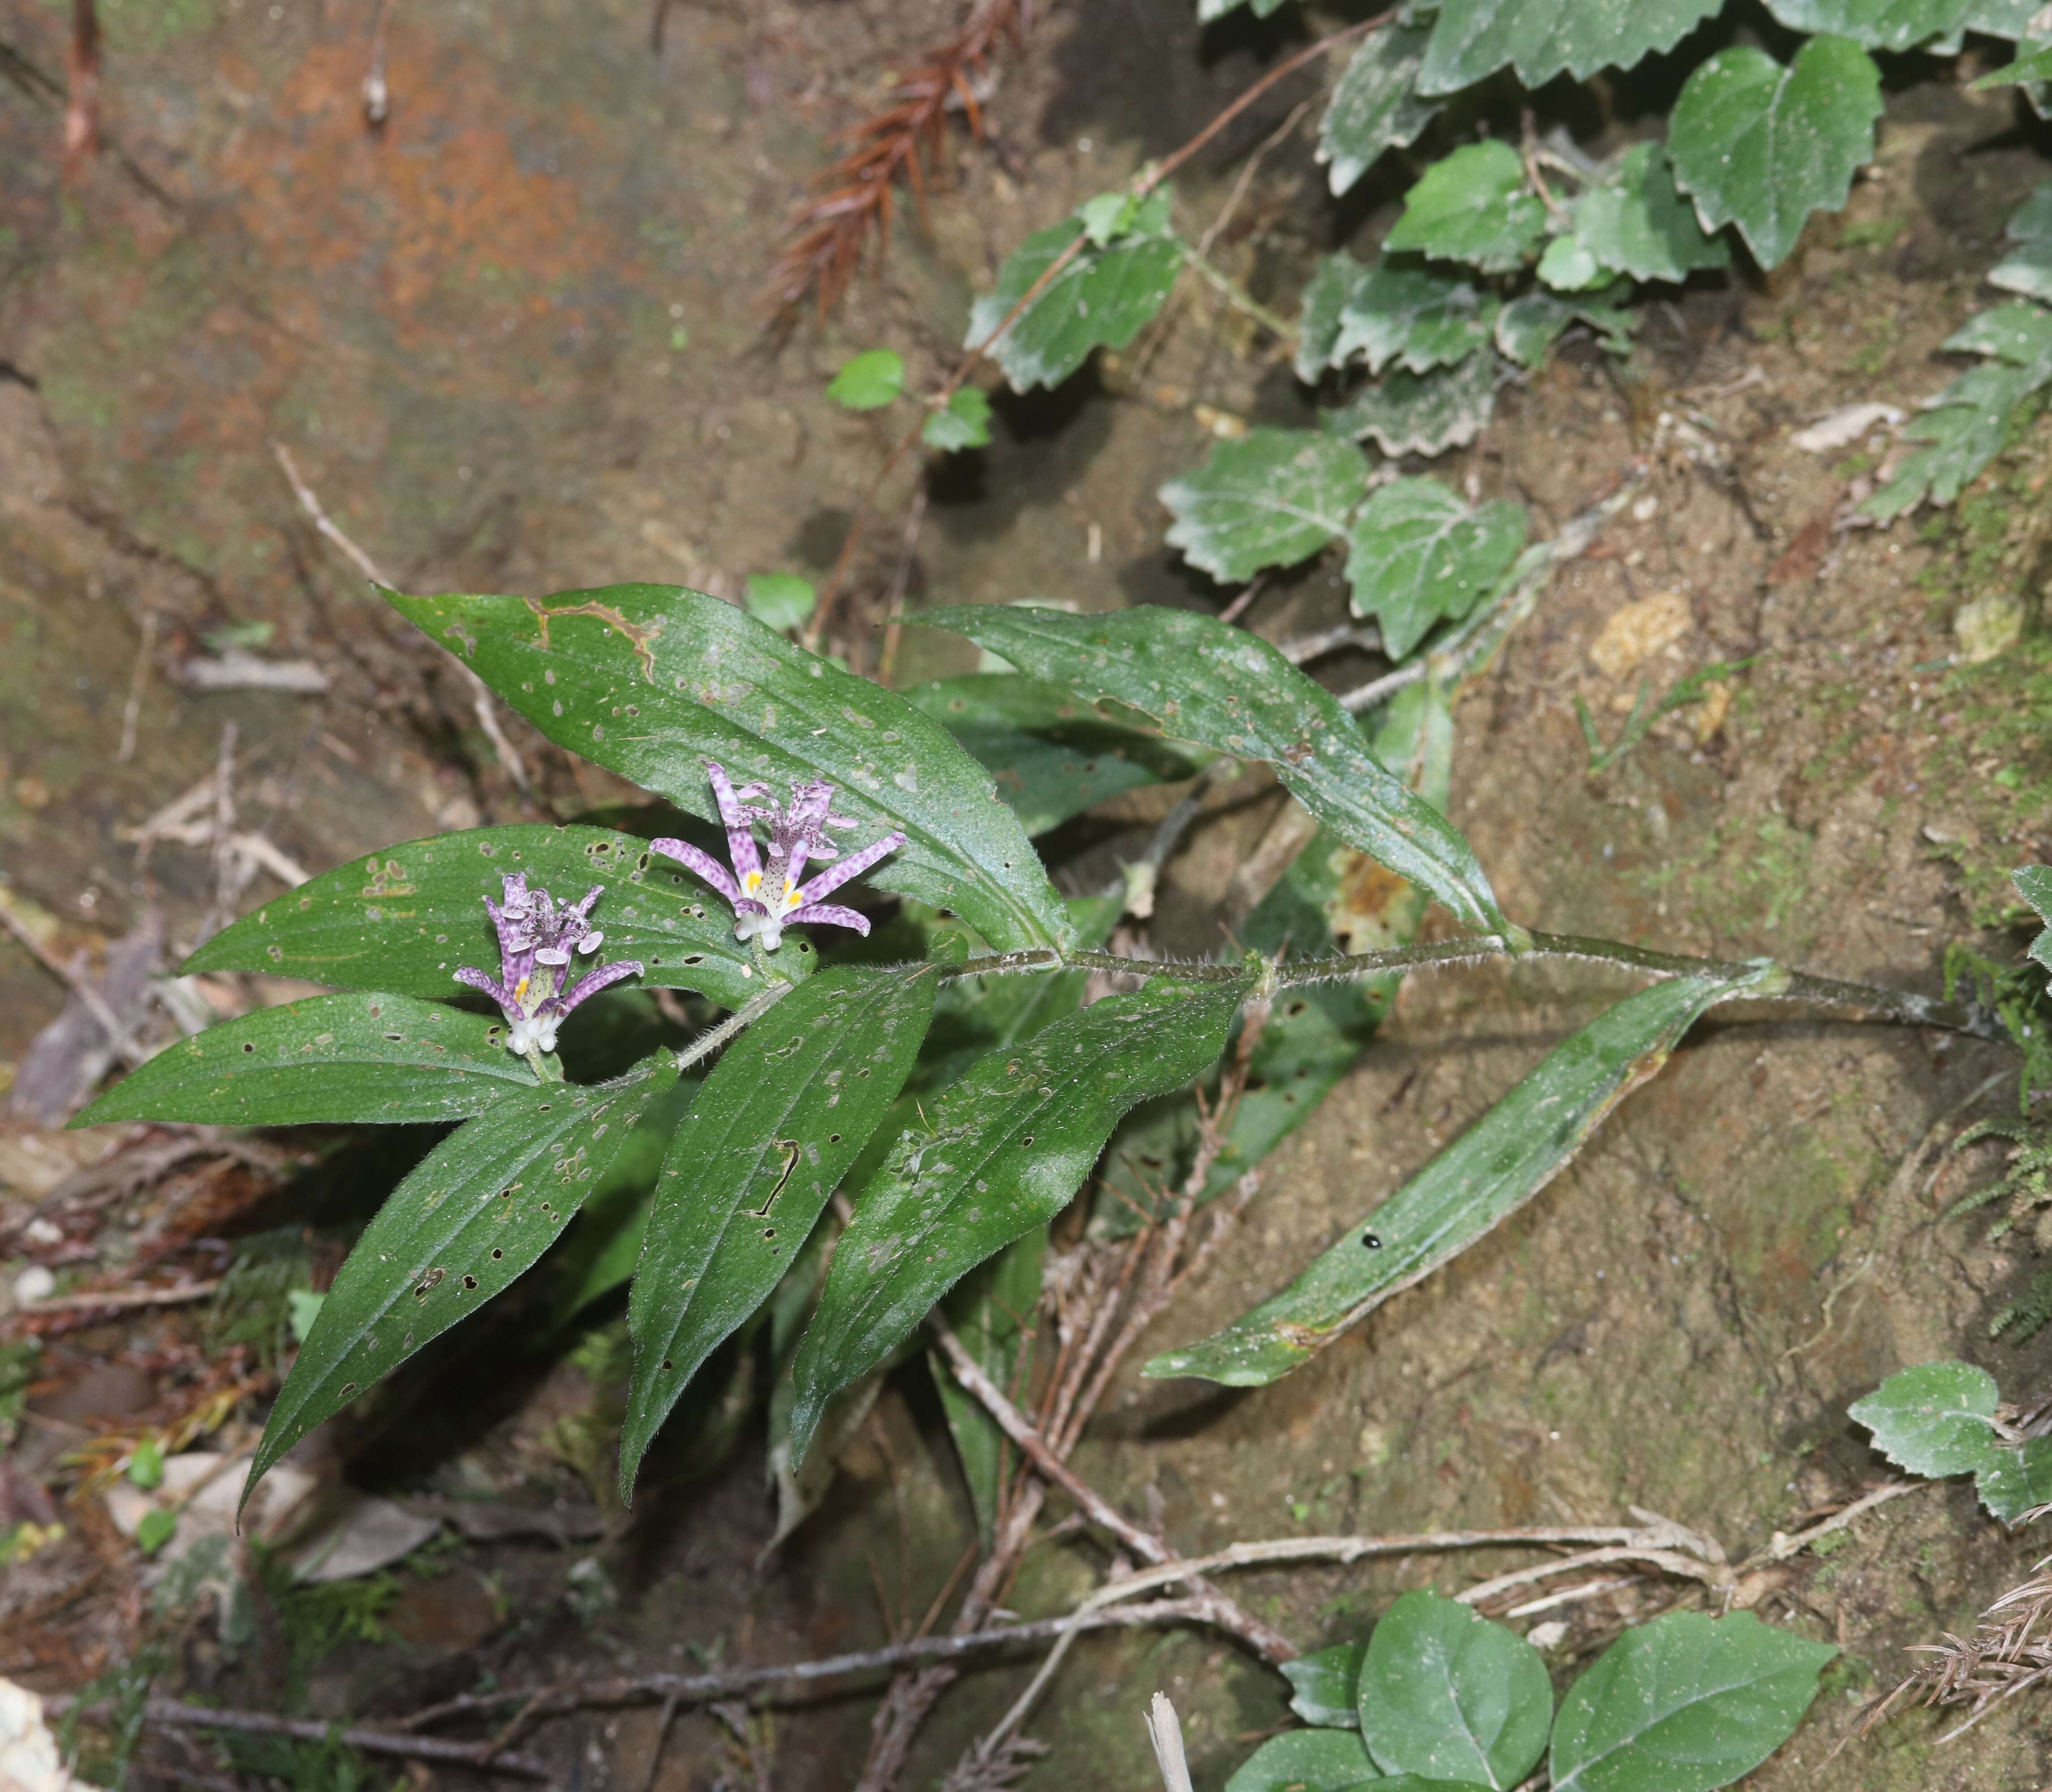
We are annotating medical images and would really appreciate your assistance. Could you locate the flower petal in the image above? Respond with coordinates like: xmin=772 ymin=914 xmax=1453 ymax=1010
xmin=706 ymin=762 xmax=763 ymax=883
xmin=794 ymin=830 xmax=906 ymax=905
xmin=783 ymin=902 xmax=871 ymax=935
xmin=554 ymin=956 xmax=645 ymax=1017
xmin=652 ymin=836 xmax=741 ymax=906
xmin=453 ymin=965 xmax=518 ymax=1013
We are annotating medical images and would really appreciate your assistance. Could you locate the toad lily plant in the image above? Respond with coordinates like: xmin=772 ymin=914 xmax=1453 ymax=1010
xmin=73 ymin=582 xmax=2002 ymax=1517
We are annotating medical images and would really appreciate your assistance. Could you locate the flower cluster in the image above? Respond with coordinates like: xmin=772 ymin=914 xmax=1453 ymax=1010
xmin=654 ymin=762 xmax=905 ymax=952
xmin=454 ymin=873 xmax=642 ymax=1056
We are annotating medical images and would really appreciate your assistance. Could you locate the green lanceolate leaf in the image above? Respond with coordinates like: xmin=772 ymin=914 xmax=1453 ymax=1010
xmin=1323 ymin=352 xmax=1497 ymax=457
xmin=1569 ymin=143 xmax=1731 ymax=284
xmin=1764 ymin=0 xmax=1970 ymax=50
xmin=620 ymin=964 xmax=936 ymax=1495
xmin=902 ymin=674 xmax=1203 ymax=836
xmin=744 ymin=573 xmax=818 ymax=633
xmin=1160 ymin=428 xmax=1368 ymax=583
xmin=1548 ymin=1611 xmax=1835 ymax=1792
xmin=1990 ymin=183 xmax=2052 ymax=303
xmin=73 ymin=993 xmax=538 ymax=1129
xmin=1668 ymin=37 xmax=1883 ymax=270
xmin=1359 ymin=1591 xmax=1551 ymax=1788
xmin=549 ymin=1073 xmax=700 ymax=1327
xmin=1283 ymin=1640 xmax=1366 ymax=1728
xmin=1224 ymin=1730 xmax=1378 ymax=1792
xmin=1336 ymin=265 xmax=1500 ymax=378
xmin=1319 ymin=21 xmax=1440 ymax=197
xmin=385 ymin=584 xmax=1071 ymax=955
xmin=185 ymin=826 xmax=776 ymax=1010
xmin=1495 ymin=289 xmax=1634 ymax=369
xmin=931 ymin=1225 xmax=1045 ymax=1547
xmin=967 ymin=190 xmax=1183 ymax=392
xmin=916 ymin=603 xmax=1509 ymax=935
xmin=788 ymin=975 xmax=1245 ymax=1460
xmin=246 ymin=1052 xmax=678 ymax=1510
xmin=1147 ymin=967 xmax=1773 ymax=1386
xmin=1847 ymin=1360 xmax=2003 ymax=1478
xmin=1421 ymin=0 xmax=1722 ymax=93
xmin=2016 ymin=866 xmax=2052 ymax=972
xmin=1384 ymin=142 xmax=1546 ymax=275
xmin=1345 ymin=478 xmax=1527 ymax=661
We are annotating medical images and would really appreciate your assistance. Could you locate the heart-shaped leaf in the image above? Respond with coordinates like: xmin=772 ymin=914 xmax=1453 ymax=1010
xmin=1283 ymin=1640 xmax=1367 ymax=1728
xmin=2016 ymin=865 xmax=2052 ymax=971
xmin=1345 ymin=478 xmax=1527 ymax=660
xmin=1384 ymin=142 xmax=1546 ymax=274
xmin=1420 ymin=0 xmax=1722 ymax=93
xmin=1359 ymin=1590 xmax=1551 ymax=1788
xmin=1847 ymin=1360 xmax=2003 ymax=1478
xmin=1160 ymin=428 xmax=1368 ymax=583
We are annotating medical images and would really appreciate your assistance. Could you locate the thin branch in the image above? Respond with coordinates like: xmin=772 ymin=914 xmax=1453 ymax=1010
xmin=117 ymin=608 xmax=157 ymax=764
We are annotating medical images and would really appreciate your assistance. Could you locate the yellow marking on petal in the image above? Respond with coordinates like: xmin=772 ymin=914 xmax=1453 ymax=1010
xmin=783 ymin=879 xmax=801 ymax=912
xmin=514 ymin=976 xmax=530 ymax=1001
xmin=743 ymin=870 xmax=763 ymax=895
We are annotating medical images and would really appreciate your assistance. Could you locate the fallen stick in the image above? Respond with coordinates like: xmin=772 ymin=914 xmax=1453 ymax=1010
xmin=18 ymin=1279 xmax=222 ymax=1314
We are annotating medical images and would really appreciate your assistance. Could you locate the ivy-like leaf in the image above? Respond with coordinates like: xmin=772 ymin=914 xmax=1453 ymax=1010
xmin=1420 ymin=0 xmax=1721 ymax=94
xmin=1990 ymin=182 xmax=2052 ymax=303
xmin=1283 ymin=1641 xmax=1367 ymax=1729
xmin=827 ymin=349 xmax=905 ymax=410
xmin=931 ymin=1225 xmax=1045 ymax=1547
xmin=1160 ymin=428 xmax=1368 ymax=583
xmin=1495 ymin=290 xmax=1634 ymax=369
xmin=1319 ymin=21 xmax=1441 ymax=197
xmin=185 ymin=826 xmax=776 ymax=1011
xmin=901 ymin=674 xmax=1203 ymax=836
xmin=1549 ymin=1611 xmax=1835 ymax=1792
xmin=619 ymin=965 xmax=937 ymax=1495
xmin=1323 ymin=351 xmax=1497 ymax=457
xmin=73 ymin=993 xmax=538 ymax=1128
xmin=1297 ymin=254 xmax=1375 ymax=383
xmin=1147 ymin=967 xmax=1774 ymax=1386
xmin=1978 ymin=1436 xmax=2052 ymax=1522
xmin=922 ymin=387 xmax=994 ymax=452
xmin=1345 ymin=478 xmax=1527 ymax=661
xmin=1384 ymin=142 xmax=1546 ymax=275
xmin=966 ymin=190 xmax=1183 ymax=392
xmin=1336 ymin=264 xmax=1500 ymax=377
xmin=787 ymin=976 xmax=1245 ymax=1460
xmin=1764 ymin=0 xmax=1971 ymax=50
xmin=2015 ymin=866 xmax=2052 ymax=972
xmin=1224 ymin=1731 xmax=1378 ymax=1792
xmin=246 ymin=1053 xmax=678 ymax=1509
xmin=1359 ymin=1591 xmax=1551 ymax=1788
xmin=1847 ymin=1360 xmax=2003 ymax=1478
xmin=1668 ymin=37 xmax=1883 ymax=270
xmin=385 ymin=585 xmax=1071 ymax=955
xmin=1569 ymin=143 xmax=1732 ymax=284
xmin=917 ymin=604 xmax=1509 ymax=935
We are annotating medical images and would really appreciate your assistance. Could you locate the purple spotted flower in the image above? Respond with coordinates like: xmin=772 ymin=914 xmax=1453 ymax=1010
xmin=453 ymin=873 xmax=643 ymax=1057
xmin=652 ymin=762 xmax=905 ymax=952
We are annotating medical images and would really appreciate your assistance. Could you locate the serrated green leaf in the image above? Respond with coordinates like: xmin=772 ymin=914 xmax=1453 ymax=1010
xmin=1570 ymin=143 xmax=1732 ymax=284
xmin=1538 ymin=235 xmax=1608 ymax=292
xmin=2016 ymin=866 xmax=2052 ymax=972
xmin=968 ymin=190 xmax=1183 ymax=392
xmin=1977 ymin=40 xmax=2052 ymax=83
xmin=1420 ymin=0 xmax=1721 ymax=93
xmin=1766 ymin=0 xmax=1970 ymax=49
xmin=1079 ymin=190 xmax=1143 ymax=247
xmin=1337 ymin=265 xmax=1500 ymax=377
xmin=1360 ymin=1590 xmax=1551 ymax=1788
xmin=1965 ymin=0 xmax=2046 ymax=33
xmin=385 ymin=584 xmax=1071 ymax=955
xmin=1990 ymin=183 xmax=2052 ymax=301
xmin=1283 ymin=1640 xmax=1367 ymax=1728
xmin=1864 ymin=360 xmax=2040 ymax=518
xmin=620 ymin=965 xmax=936 ymax=1495
xmin=185 ymin=826 xmax=777 ymax=1010
xmin=1322 ymin=351 xmax=1497 ymax=457
xmin=1160 ymin=428 xmax=1367 ymax=583
xmin=1668 ymin=38 xmax=1883 ymax=270
xmin=1147 ymin=968 xmax=1770 ymax=1386
xmin=246 ymin=1053 xmax=677 ymax=1510
xmin=1848 ymin=1360 xmax=2004 ymax=1478
xmin=1549 ymin=1610 xmax=1835 ymax=1792
xmin=1977 ymin=1436 xmax=2052 ymax=1522
xmin=901 ymin=674 xmax=1203 ymax=836
xmin=1384 ymin=142 xmax=1546 ymax=274
xmin=744 ymin=573 xmax=817 ymax=632
xmin=1948 ymin=299 xmax=2052 ymax=369
xmin=922 ymin=387 xmax=994 ymax=452
xmin=74 ymin=993 xmax=539 ymax=1128
xmin=1224 ymin=1730 xmax=1379 ymax=1792
xmin=931 ymin=1225 xmax=1044 ymax=1548
xmin=1494 ymin=289 xmax=1635 ymax=368
xmin=1345 ymin=478 xmax=1526 ymax=660
xmin=1320 ymin=21 xmax=1440 ymax=196
xmin=916 ymin=604 xmax=1509 ymax=934
xmin=788 ymin=976 xmax=1244 ymax=1460
xmin=1298 ymin=255 xmax=1375 ymax=383
xmin=827 ymin=349 xmax=905 ymax=410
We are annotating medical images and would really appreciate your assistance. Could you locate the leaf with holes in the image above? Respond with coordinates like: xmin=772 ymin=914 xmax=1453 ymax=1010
xmin=931 ymin=1224 xmax=1045 ymax=1548
xmin=1384 ymin=142 xmax=1546 ymax=274
xmin=1319 ymin=20 xmax=1440 ymax=197
xmin=916 ymin=603 xmax=1508 ymax=934
xmin=1345 ymin=478 xmax=1527 ymax=660
xmin=384 ymin=585 xmax=1070 ymax=955
xmin=1160 ymin=428 xmax=1368 ymax=584
xmin=967 ymin=190 xmax=1183 ymax=392
xmin=1336 ymin=264 xmax=1500 ymax=377
xmin=1359 ymin=1591 xmax=1551 ymax=1788
xmin=787 ymin=975 xmax=1245 ymax=1460
xmin=1668 ymin=37 xmax=1883 ymax=270
xmin=1323 ymin=351 xmax=1498 ymax=457
xmin=1420 ymin=0 xmax=1723 ymax=93
xmin=245 ymin=1052 xmax=678 ymax=1511
xmin=1765 ymin=0 xmax=1972 ymax=50
xmin=185 ymin=826 xmax=780 ymax=1011
xmin=1283 ymin=1640 xmax=1367 ymax=1729
xmin=73 ymin=993 xmax=540 ymax=1129
xmin=1147 ymin=967 xmax=1776 ymax=1386
xmin=1569 ymin=143 xmax=1731 ymax=284
xmin=1549 ymin=1611 xmax=1835 ymax=1792
xmin=549 ymin=1073 xmax=701 ymax=1327
xmin=1224 ymin=1731 xmax=1379 ymax=1792
xmin=620 ymin=964 xmax=936 ymax=1496
xmin=902 ymin=675 xmax=1203 ymax=836
xmin=1848 ymin=1360 xmax=2004 ymax=1479
xmin=1495 ymin=289 xmax=1635 ymax=369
